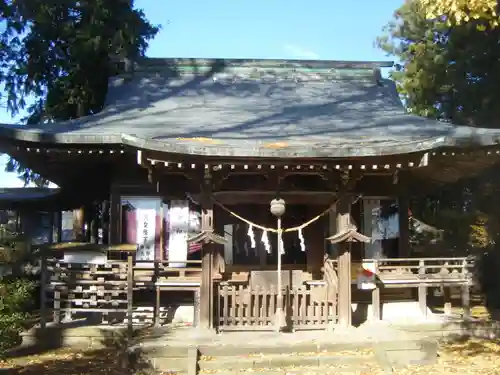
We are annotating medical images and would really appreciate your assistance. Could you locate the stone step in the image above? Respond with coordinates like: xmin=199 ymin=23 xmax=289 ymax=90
xmin=198 ymin=353 xmax=377 ymax=372
xmin=139 ymin=338 xmax=438 ymax=374
xmin=143 ymin=356 xmax=189 ymax=373
xmin=147 ymin=341 xmax=374 ymax=358
xmin=199 ymin=363 xmax=382 ymax=375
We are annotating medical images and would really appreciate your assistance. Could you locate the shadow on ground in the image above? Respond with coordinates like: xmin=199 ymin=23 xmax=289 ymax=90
xmin=441 ymin=334 xmax=500 ymax=357
xmin=1 ymin=327 xmax=172 ymax=375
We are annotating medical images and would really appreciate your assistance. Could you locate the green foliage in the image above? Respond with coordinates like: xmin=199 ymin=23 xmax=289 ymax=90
xmin=0 ymin=278 xmax=36 ymax=356
xmin=0 ymin=229 xmax=38 ymax=356
xmin=378 ymin=0 xmax=500 ymax=126
xmin=0 ymin=0 xmax=160 ymax=185
xmin=379 ymin=1 xmax=500 ymax=259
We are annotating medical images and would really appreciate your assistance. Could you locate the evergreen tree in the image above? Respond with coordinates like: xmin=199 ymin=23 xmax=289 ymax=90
xmin=0 ymin=0 xmax=159 ymax=185
xmin=379 ymin=0 xmax=500 ymax=254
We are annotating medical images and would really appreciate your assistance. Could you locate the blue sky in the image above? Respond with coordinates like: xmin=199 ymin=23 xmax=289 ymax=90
xmin=0 ymin=0 xmax=404 ymax=187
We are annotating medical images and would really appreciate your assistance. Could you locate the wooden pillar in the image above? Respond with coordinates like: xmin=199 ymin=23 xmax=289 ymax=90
xmin=154 ymin=261 xmax=161 ymax=327
xmin=39 ymin=253 xmax=48 ymax=330
xmin=461 ymin=259 xmax=471 ymax=319
xmin=306 ymin=206 xmax=325 ymax=279
xmin=328 ymin=205 xmax=337 ymax=257
xmin=199 ymin=171 xmax=215 ymax=331
xmin=336 ymin=195 xmax=352 ymax=328
xmin=418 ymin=259 xmax=427 ymax=318
xmin=461 ymin=285 xmax=471 ymax=319
xmin=109 ymin=184 xmax=121 ymax=244
xmin=102 ymin=200 xmax=110 ymax=245
xmin=371 ymin=260 xmax=381 ymax=320
xmin=154 ymin=200 xmax=165 ymax=327
xmin=200 ymin=243 xmax=214 ymax=330
xmin=398 ymin=173 xmax=410 ymax=257
xmin=53 ymin=291 xmax=61 ymax=324
xmin=443 ymin=287 xmax=452 ymax=315
xmin=326 ymin=173 xmax=370 ymax=328
xmin=54 ymin=211 xmax=62 ymax=243
xmin=72 ymin=207 xmax=85 ymax=241
xmin=127 ymin=252 xmax=134 ymax=336
xmin=213 ymin=211 xmax=226 ymax=277
xmin=258 ymin=211 xmax=267 ymax=266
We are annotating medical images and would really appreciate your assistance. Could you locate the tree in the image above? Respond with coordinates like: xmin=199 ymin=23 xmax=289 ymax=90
xmin=419 ymin=0 xmax=500 ymax=27
xmin=379 ymin=0 xmax=500 ymax=126
xmin=380 ymin=0 xmax=500 ymax=307
xmin=0 ymin=0 xmax=160 ymax=185
xmin=378 ymin=0 xmax=500 ymax=249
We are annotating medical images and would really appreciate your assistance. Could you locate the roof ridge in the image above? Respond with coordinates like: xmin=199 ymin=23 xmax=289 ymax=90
xmin=111 ymin=57 xmax=388 ymax=84
xmin=112 ymin=57 xmax=393 ymax=74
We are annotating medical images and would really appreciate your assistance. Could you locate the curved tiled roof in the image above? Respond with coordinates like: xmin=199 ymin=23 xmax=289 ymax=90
xmin=1 ymin=58 xmax=499 ymax=158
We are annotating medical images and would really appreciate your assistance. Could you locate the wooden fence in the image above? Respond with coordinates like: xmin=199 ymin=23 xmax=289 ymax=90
xmin=216 ymin=282 xmax=337 ymax=332
xmin=362 ymin=257 xmax=474 ymax=320
xmin=39 ymin=255 xmax=201 ymax=329
xmin=38 ymin=254 xmax=476 ymax=330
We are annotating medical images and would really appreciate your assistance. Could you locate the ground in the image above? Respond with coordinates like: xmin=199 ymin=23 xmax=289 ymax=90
xmin=0 ymin=306 xmax=497 ymax=374
xmin=0 ymin=336 xmax=498 ymax=374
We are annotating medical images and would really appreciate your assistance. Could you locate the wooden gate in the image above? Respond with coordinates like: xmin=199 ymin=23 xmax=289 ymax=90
xmin=216 ymin=282 xmax=337 ymax=331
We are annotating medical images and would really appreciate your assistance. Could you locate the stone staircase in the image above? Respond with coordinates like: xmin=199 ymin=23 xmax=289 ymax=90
xmin=197 ymin=348 xmax=378 ymax=375
xmin=138 ymin=339 xmax=438 ymax=374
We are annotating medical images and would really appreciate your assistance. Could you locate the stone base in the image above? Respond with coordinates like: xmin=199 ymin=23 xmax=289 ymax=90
xmin=173 ymin=305 xmax=195 ymax=324
xmin=352 ymin=301 xmax=434 ymax=324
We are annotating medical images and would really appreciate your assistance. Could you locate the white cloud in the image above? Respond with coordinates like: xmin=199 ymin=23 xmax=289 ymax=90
xmin=283 ymin=44 xmax=319 ymax=60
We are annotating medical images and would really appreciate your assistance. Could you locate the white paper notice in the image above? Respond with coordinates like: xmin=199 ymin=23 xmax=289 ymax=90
xmin=168 ymin=200 xmax=189 ymax=268
xmin=136 ymin=206 xmax=157 ymax=261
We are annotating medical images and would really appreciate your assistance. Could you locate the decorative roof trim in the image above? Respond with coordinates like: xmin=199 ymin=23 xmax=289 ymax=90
xmin=1 ymin=127 xmax=500 ymax=158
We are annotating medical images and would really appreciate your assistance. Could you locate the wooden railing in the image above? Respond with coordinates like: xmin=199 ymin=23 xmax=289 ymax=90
xmin=39 ymin=256 xmax=201 ymax=328
xmin=361 ymin=257 xmax=473 ymax=286
xmin=216 ymin=281 xmax=336 ymax=332
xmin=38 ymin=253 xmax=477 ymax=329
xmin=358 ymin=257 xmax=474 ymax=321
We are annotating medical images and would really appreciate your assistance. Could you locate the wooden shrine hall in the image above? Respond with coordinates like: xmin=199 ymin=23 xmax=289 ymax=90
xmin=0 ymin=58 xmax=498 ymax=332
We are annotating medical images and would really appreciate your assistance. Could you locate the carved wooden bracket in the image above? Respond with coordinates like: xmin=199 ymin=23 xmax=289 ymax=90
xmin=326 ymin=225 xmax=370 ymax=244
xmin=186 ymin=168 xmax=228 ymax=246
xmin=187 ymin=230 xmax=227 ymax=245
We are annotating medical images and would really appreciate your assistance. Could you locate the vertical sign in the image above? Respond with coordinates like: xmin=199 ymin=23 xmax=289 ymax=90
xmin=167 ymin=200 xmax=189 ymax=268
xmin=122 ymin=197 xmax=161 ymax=262
xmin=135 ymin=203 xmax=157 ymax=261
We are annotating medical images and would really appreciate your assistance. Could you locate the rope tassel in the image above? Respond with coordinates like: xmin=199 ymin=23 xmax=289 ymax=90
xmin=278 ymin=230 xmax=285 ymax=255
xmin=262 ymin=230 xmax=271 ymax=253
xmin=247 ymin=224 xmax=256 ymax=248
xmin=298 ymin=228 xmax=305 ymax=252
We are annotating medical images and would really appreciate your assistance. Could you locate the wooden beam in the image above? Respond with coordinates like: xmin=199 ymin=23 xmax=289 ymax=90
xmin=210 ymin=191 xmax=337 ymax=205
